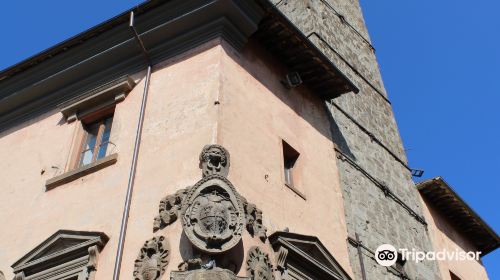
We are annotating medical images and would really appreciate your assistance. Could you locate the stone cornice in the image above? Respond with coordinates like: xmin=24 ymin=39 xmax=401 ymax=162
xmin=0 ymin=0 xmax=358 ymax=132
xmin=0 ymin=0 xmax=265 ymax=131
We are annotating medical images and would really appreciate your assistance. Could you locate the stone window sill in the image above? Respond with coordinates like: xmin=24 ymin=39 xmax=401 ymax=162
xmin=285 ymin=183 xmax=307 ymax=200
xmin=45 ymin=154 xmax=118 ymax=191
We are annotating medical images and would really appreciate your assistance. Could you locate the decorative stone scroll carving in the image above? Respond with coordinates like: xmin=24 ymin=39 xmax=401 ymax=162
xmin=181 ymin=174 xmax=245 ymax=254
xmin=199 ymin=145 xmax=230 ymax=177
xmin=0 ymin=271 xmax=5 ymax=280
xmin=242 ymin=199 xmax=267 ymax=242
xmin=246 ymin=247 xmax=274 ymax=280
xmin=153 ymin=187 xmax=191 ymax=232
xmin=275 ymin=247 xmax=288 ymax=272
xmin=134 ymin=236 xmax=170 ymax=280
xmin=83 ymin=245 xmax=99 ymax=280
xmin=171 ymin=268 xmax=250 ymax=280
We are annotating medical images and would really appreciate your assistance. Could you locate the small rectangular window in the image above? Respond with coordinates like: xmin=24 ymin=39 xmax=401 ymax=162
xmin=78 ymin=110 xmax=114 ymax=167
xmin=450 ymin=271 xmax=461 ymax=280
xmin=282 ymin=140 xmax=299 ymax=187
xmin=46 ymin=107 xmax=118 ymax=190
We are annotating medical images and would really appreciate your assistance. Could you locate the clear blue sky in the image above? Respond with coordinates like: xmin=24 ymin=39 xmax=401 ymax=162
xmin=0 ymin=0 xmax=498 ymax=278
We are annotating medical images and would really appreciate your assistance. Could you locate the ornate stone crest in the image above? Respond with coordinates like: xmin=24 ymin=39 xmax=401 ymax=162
xmin=181 ymin=175 xmax=245 ymax=254
xmin=133 ymin=236 xmax=170 ymax=280
xmin=246 ymin=247 xmax=274 ymax=280
xmin=199 ymin=145 xmax=230 ymax=177
xmin=140 ymin=145 xmax=277 ymax=279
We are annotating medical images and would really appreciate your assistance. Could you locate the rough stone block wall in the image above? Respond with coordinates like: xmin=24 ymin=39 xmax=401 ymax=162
xmin=273 ymin=0 xmax=442 ymax=279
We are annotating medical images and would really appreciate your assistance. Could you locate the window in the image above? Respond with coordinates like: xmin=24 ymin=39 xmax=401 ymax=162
xmin=78 ymin=113 xmax=113 ymax=167
xmin=45 ymin=107 xmax=118 ymax=190
xmin=45 ymin=77 xmax=134 ymax=190
xmin=282 ymin=140 xmax=299 ymax=187
xmin=281 ymin=140 xmax=305 ymax=199
xmin=450 ymin=271 xmax=461 ymax=280
xmin=11 ymin=230 xmax=108 ymax=280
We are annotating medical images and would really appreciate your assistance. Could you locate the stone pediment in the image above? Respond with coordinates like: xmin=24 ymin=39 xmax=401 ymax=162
xmin=269 ymin=232 xmax=351 ymax=280
xmin=12 ymin=230 xmax=108 ymax=276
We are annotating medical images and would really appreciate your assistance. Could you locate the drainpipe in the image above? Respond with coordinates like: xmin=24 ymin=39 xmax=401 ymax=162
xmin=112 ymin=11 xmax=152 ymax=280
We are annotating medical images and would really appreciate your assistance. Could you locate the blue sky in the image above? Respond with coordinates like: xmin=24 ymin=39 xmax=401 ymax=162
xmin=1 ymin=0 xmax=498 ymax=278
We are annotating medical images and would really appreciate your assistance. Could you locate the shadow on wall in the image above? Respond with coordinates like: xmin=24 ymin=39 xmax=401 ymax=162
xmin=324 ymin=103 xmax=356 ymax=161
xmin=233 ymin=36 xmax=356 ymax=159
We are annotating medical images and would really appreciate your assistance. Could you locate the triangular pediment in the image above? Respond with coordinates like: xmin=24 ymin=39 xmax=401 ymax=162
xmin=269 ymin=232 xmax=351 ymax=280
xmin=288 ymin=238 xmax=334 ymax=270
xmin=12 ymin=230 xmax=108 ymax=273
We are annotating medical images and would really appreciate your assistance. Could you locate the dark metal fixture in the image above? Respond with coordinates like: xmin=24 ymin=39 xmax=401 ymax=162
xmin=283 ymin=72 xmax=302 ymax=88
xmin=411 ymin=169 xmax=424 ymax=177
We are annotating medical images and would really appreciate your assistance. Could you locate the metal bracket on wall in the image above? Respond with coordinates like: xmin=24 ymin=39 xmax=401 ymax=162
xmin=329 ymin=100 xmax=412 ymax=172
xmin=318 ymin=0 xmax=375 ymax=52
xmin=348 ymin=234 xmax=410 ymax=280
xmin=411 ymin=169 xmax=425 ymax=177
xmin=335 ymin=147 xmax=428 ymax=227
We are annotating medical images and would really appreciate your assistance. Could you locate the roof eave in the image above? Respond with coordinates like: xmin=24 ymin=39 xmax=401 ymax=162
xmin=417 ymin=177 xmax=500 ymax=256
xmin=255 ymin=1 xmax=359 ymax=99
xmin=0 ymin=0 xmax=357 ymax=132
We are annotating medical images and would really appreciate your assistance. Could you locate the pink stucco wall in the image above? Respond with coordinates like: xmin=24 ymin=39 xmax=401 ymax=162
xmin=420 ymin=196 xmax=490 ymax=280
xmin=0 ymin=39 xmax=352 ymax=279
xmin=218 ymin=40 xmax=352 ymax=273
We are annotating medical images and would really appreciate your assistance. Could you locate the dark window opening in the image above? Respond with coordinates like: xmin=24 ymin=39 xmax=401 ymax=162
xmin=282 ymin=140 xmax=299 ymax=187
xmin=450 ymin=271 xmax=461 ymax=280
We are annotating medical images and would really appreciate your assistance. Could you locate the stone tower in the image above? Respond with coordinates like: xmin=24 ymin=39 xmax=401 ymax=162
xmin=6 ymin=0 xmax=498 ymax=279
xmin=273 ymin=0 xmax=441 ymax=279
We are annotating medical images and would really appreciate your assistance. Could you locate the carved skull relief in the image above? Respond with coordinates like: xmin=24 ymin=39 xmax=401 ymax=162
xmin=199 ymin=145 xmax=230 ymax=177
xmin=246 ymin=247 xmax=274 ymax=280
xmin=182 ymin=175 xmax=245 ymax=254
xmin=134 ymin=236 xmax=170 ymax=280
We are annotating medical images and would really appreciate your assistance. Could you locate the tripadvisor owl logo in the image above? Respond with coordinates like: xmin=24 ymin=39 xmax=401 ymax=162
xmin=374 ymin=244 xmax=481 ymax=266
xmin=375 ymin=244 xmax=398 ymax=266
